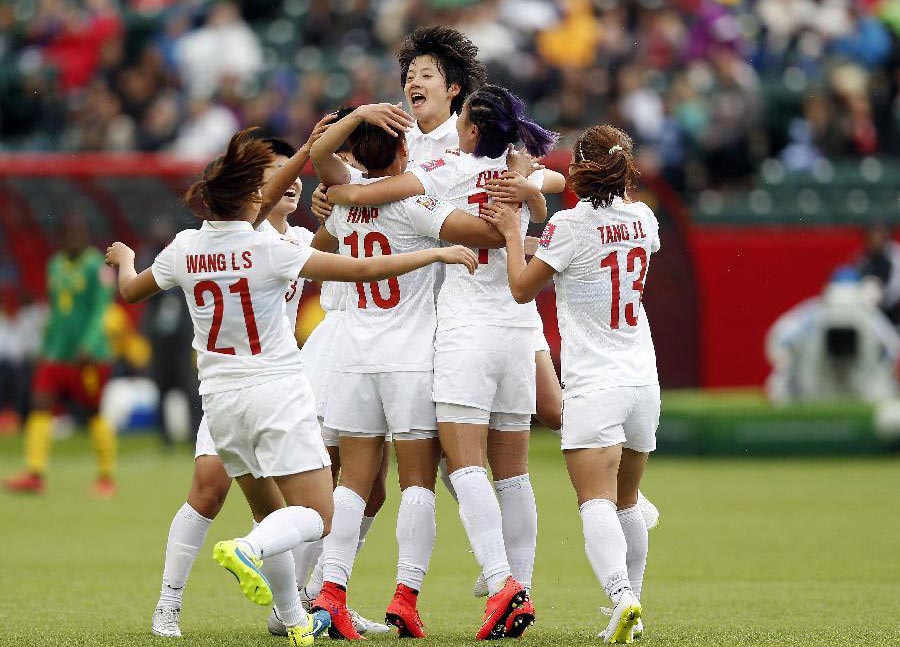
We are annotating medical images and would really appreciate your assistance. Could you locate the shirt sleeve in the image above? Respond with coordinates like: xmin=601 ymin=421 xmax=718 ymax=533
xmin=324 ymin=208 xmax=340 ymax=238
xmin=268 ymin=234 xmax=314 ymax=281
xmin=151 ymin=239 xmax=179 ymax=290
xmin=408 ymin=155 xmax=455 ymax=197
xmin=534 ymin=217 xmax=577 ymax=273
xmin=290 ymin=226 xmax=315 ymax=247
xmin=649 ymin=215 xmax=661 ymax=253
xmin=526 ymin=169 xmax=544 ymax=190
xmin=404 ymin=195 xmax=455 ymax=239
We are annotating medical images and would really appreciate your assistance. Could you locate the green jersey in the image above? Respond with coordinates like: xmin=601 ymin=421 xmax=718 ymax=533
xmin=41 ymin=248 xmax=114 ymax=362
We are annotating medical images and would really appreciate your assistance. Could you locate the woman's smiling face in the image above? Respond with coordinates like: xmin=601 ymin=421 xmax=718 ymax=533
xmin=404 ymin=55 xmax=459 ymax=125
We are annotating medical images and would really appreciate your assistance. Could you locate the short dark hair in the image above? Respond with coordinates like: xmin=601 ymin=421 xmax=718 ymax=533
xmin=397 ymin=26 xmax=487 ymax=115
xmin=350 ymin=122 xmax=402 ymax=171
xmin=262 ymin=137 xmax=297 ymax=159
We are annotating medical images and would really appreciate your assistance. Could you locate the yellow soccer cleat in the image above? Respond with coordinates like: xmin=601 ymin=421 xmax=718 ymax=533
xmin=287 ymin=610 xmax=332 ymax=646
xmin=212 ymin=540 xmax=273 ymax=606
xmin=599 ymin=591 xmax=642 ymax=644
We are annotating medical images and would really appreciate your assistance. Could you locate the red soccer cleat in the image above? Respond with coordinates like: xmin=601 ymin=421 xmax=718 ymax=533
xmin=385 ymin=583 xmax=426 ymax=638
xmin=312 ymin=581 xmax=364 ymax=640
xmin=476 ymin=577 xmax=528 ymax=640
xmin=504 ymin=596 xmax=535 ymax=638
xmin=3 ymin=472 xmax=45 ymax=494
xmin=90 ymin=476 xmax=116 ymax=499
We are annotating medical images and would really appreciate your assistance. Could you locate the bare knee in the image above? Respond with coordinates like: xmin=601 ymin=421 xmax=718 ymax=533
xmin=365 ymin=475 xmax=387 ymax=516
xmin=187 ymin=459 xmax=231 ymax=518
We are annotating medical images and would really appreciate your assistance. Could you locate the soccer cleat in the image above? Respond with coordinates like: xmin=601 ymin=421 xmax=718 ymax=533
xmin=350 ymin=607 xmax=390 ymax=635
xmin=311 ymin=581 xmax=364 ymax=640
xmin=598 ymin=591 xmax=641 ymax=644
xmin=504 ymin=596 xmax=535 ymax=638
xmin=91 ymin=476 xmax=116 ymax=499
xmin=472 ymin=574 xmax=488 ymax=598
xmin=476 ymin=577 xmax=528 ymax=640
xmin=385 ymin=583 xmax=426 ymax=638
xmin=637 ymin=491 xmax=659 ymax=530
xmin=286 ymin=610 xmax=332 ymax=646
xmin=3 ymin=472 xmax=45 ymax=494
xmin=212 ymin=540 xmax=273 ymax=606
xmin=151 ymin=606 xmax=181 ymax=637
xmin=632 ymin=618 xmax=644 ymax=640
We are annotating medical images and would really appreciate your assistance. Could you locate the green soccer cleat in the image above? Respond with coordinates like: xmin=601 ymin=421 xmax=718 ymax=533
xmin=212 ymin=540 xmax=273 ymax=607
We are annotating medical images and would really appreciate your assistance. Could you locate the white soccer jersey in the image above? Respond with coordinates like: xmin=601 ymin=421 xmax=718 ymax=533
xmin=409 ymin=149 xmax=540 ymax=332
xmin=406 ymin=113 xmax=458 ymax=163
xmin=152 ymin=219 xmax=313 ymax=395
xmin=534 ymin=198 xmax=660 ymax=396
xmin=325 ymin=177 xmax=454 ymax=372
xmin=257 ymin=220 xmax=314 ymax=328
xmin=318 ymin=164 xmax=365 ymax=313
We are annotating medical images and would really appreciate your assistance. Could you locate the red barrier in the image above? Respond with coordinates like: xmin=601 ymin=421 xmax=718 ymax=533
xmin=689 ymin=226 xmax=864 ymax=387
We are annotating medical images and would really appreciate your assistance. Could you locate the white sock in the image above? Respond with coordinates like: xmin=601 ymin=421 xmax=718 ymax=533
xmin=238 ymin=506 xmax=325 ymax=560
xmin=438 ymin=457 xmax=458 ymax=501
xmin=306 ymin=552 xmax=325 ymax=598
xmin=580 ymin=499 xmax=631 ymax=604
xmin=495 ymin=474 xmax=537 ymax=591
xmin=322 ymin=486 xmax=366 ymax=587
xmin=158 ymin=503 xmax=212 ymax=608
xmin=449 ymin=466 xmax=511 ymax=595
xmin=292 ymin=538 xmax=323 ymax=589
xmin=396 ymin=486 xmax=436 ymax=591
xmin=357 ymin=514 xmax=376 ymax=554
xmin=617 ymin=505 xmax=648 ymax=600
xmin=263 ymin=550 xmax=308 ymax=627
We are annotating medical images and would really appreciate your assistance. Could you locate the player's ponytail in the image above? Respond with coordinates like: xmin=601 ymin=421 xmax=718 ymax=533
xmin=568 ymin=125 xmax=638 ymax=209
xmin=466 ymin=85 xmax=559 ymax=159
xmin=185 ymin=127 xmax=274 ymax=220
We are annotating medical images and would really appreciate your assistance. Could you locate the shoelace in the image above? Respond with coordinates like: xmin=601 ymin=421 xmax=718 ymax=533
xmin=156 ymin=608 xmax=180 ymax=629
xmin=599 ymin=606 xmax=614 ymax=616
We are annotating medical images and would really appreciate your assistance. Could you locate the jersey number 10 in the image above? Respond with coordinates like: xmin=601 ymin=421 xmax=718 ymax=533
xmin=344 ymin=231 xmax=401 ymax=309
xmin=600 ymin=248 xmax=648 ymax=329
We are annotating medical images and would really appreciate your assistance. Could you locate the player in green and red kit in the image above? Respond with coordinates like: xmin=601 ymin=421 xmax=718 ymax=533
xmin=4 ymin=215 xmax=118 ymax=497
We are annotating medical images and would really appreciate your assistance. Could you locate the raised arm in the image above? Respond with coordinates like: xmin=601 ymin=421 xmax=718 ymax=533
xmin=257 ymin=113 xmax=336 ymax=222
xmin=311 ymin=103 xmax=413 ymax=187
xmin=104 ymin=243 xmax=162 ymax=304
xmin=311 ymin=225 xmax=339 ymax=252
xmin=439 ymin=209 xmax=506 ymax=248
xmin=326 ymin=172 xmax=425 ymax=206
xmin=301 ymin=245 xmax=477 ymax=283
xmin=479 ymin=203 xmax=555 ymax=303
xmin=485 ymin=171 xmax=549 ymax=223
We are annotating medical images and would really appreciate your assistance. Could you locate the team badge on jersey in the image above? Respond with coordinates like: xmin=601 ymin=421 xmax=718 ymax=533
xmin=444 ymin=148 xmax=462 ymax=156
xmin=539 ymin=223 xmax=556 ymax=249
xmin=414 ymin=196 xmax=440 ymax=211
xmin=419 ymin=158 xmax=446 ymax=173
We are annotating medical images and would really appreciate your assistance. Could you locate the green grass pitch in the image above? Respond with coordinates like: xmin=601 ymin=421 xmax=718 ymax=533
xmin=2 ymin=430 xmax=899 ymax=646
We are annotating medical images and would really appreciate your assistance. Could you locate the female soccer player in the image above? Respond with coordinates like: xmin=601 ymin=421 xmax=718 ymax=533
xmin=327 ymin=85 xmax=558 ymax=640
xmin=106 ymin=128 xmax=476 ymax=646
xmin=149 ymin=123 xmax=344 ymax=638
xmin=480 ymin=125 xmax=659 ymax=644
xmin=310 ymin=103 xmax=533 ymax=639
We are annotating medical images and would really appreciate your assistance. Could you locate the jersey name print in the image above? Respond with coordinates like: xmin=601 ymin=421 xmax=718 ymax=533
xmin=535 ymin=197 xmax=660 ymax=396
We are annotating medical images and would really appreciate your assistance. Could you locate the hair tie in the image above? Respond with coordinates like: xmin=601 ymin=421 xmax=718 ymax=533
xmin=609 ymin=145 xmax=623 ymax=154
xmin=577 ymin=141 xmax=586 ymax=162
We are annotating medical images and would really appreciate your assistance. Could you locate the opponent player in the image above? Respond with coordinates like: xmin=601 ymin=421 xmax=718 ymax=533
xmin=3 ymin=214 xmax=117 ymax=497
xmin=108 ymin=127 xmax=477 ymax=645
xmin=327 ymin=85 xmax=557 ymax=639
xmin=480 ymin=125 xmax=658 ymax=644
xmin=149 ymin=124 xmax=336 ymax=638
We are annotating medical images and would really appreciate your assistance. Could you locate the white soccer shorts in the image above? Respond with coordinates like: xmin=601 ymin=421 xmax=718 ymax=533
xmin=202 ymin=373 xmax=330 ymax=479
xmin=194 ymin=415 xmax=217 ymax=458
xmin=561 ymin=384 xmax=660 ymax=452
xmin=324 ymin=371 xmax=438 ymax=440
xmin=433 ymin=325 xmax=536 ymax=416
xmin=533 ymin=329 xmax=551 ymax=353
xmin=299 ymin=311 xmax=345 ymax=420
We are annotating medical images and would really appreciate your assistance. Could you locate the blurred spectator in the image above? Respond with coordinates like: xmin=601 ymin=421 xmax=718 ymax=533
xmin=0 ymin=0 xmax=897 ymax=200
xmin=857 ymin=223 xmax=900 ymax=322
xmin=0 ymin=291 xmax=47 ymax=434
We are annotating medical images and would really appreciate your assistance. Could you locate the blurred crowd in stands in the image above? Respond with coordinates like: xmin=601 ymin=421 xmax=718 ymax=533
xmin=1 ymin=0 xmax=899 ymax=196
